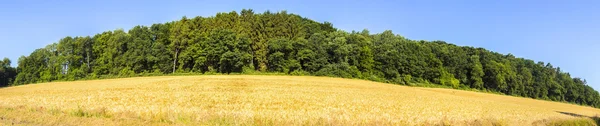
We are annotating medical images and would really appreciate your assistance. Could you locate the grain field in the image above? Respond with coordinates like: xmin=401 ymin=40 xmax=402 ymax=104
xmin=0 ymin=75 xmax=598 ymax=125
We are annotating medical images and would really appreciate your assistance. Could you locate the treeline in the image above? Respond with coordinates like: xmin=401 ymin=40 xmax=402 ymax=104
xmin=1 ymin=9 xmax=599 ymax=107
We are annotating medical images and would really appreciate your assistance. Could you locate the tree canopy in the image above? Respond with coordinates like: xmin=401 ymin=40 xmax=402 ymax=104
xmin=3 ymin=9 xmax=599 ymax=108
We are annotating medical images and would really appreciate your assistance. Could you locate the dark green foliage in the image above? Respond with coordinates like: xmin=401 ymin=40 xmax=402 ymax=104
xmin=8 ymin=9 xmax=600 ymax=108
xmin=0 ymin=58 xmax=17 ymax=87
xmin=314 ymin=63 xmax=362 ymax=78
xmin=468 ymin=55 xmax=485 ymax=89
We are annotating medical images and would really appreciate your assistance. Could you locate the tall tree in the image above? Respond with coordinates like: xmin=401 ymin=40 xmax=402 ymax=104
xmin=169 ymin=17 xmax=191 ymax=73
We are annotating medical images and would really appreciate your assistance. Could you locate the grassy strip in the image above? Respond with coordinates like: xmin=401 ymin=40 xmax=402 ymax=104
xmin=533 ymin=117 xmax=599 ymax=126
xmin=549 ymin=119 xmax=597 ymax=126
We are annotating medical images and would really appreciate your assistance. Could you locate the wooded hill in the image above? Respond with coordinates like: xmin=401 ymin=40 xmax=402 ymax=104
xmin=1 ymin=9 xmax=598 ymax=108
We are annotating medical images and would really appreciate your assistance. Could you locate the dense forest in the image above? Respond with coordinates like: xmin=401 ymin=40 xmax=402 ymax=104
xmin=1 ymin=9 xmax=598 ymax=108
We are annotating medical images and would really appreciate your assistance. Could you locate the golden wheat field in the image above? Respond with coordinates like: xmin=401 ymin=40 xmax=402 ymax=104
xmin=0 ymin=75 xmax=599 ymax=125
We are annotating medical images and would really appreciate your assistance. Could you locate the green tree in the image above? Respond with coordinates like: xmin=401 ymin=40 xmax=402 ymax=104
xmin=0 ymin=58 xmax=17 ymax=86
xmin=169 ymin=17 xmax=191 ymax=73
xmin=468 ymin=55 xmax=484 ymax=89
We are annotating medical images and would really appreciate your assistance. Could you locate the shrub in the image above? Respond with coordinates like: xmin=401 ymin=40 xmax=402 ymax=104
xmin=314 ymin=63 xmax=362 ymax=78
xmin=362 ymin=71 xmax=385 ymax=82
xmin=290 ymin=70 xmax=310 ymax=76
xmin=242 ymin=66 xmax=256 ymax=74
xmin=439 ymin=71 xmax=460 ymax=88
xmin=69 ymin=68 xmax=87 ymax=80
xmin=118 ymin=67 xmax=136 ymax=77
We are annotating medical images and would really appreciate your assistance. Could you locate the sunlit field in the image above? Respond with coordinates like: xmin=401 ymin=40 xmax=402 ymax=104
xmin=0 ymin=75 xmax=598 ymax=125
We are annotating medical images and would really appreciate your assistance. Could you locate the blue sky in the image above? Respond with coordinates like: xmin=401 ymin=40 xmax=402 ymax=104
xmin=1 ymin=0 xmax=598 ymax=89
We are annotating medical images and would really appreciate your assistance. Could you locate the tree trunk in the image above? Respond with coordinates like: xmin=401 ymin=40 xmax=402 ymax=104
xmin=172 ymin=48 xmax=179 ymax=74
xmin=86 ymin=53 xmax=90 ymax=71
xmin=250 ymin=50 xmax=255 ymax=70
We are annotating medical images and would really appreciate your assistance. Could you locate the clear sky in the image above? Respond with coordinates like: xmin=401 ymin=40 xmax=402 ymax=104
xmin=1 ymin=0 xmax=598 ymax=89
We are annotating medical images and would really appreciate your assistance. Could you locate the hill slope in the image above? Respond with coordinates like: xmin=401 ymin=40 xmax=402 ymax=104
xmin=4 ymin=10 xmax=598 ymax=108
xmin=0 ymin=75 xmax=598 ymax=125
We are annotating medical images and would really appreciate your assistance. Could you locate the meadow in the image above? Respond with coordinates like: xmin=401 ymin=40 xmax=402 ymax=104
xmin=0 ymin=75 xmax=598 ymax=125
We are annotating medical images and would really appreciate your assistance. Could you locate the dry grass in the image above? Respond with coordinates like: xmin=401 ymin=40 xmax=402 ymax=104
xmin=0 ymin=75 xmax=599 ymax=125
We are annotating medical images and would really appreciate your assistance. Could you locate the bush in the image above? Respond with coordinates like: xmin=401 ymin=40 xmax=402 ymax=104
xmin=40 ymin=71 xmax=54 ymax=82
xmin=314 ymin=63 xmax=362 ymax=78
xmin=242 ymin=66 xmax=256 ymax=74
xmin=70 ymin=68 xmax=87 ymax=80
xmin=390 ymin=74 xmax=414 ymax=85
xmin=439 ymin=70 xmax=460 ymax=88
xmin=139 ymin=70 xmax=165 ymax=76
xmin=152 ymin=69 xmax=164 ymax=75
xmin=118 ymin=67 xmax=136 ymax=77
xmin=391 ymin=76 xmax=405 ymax=85
xmin=290 ymin=70 xmax=310 ymax=76
xmin=413 ymin=77 xmax=429 ymax=84
xmin=362 ymin=71 xmax=385 ymax=82
xmin=88 ymin=73 xmax=98 ymax=79
xmin=206 ymin=66 xmax=218 ymax=74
